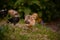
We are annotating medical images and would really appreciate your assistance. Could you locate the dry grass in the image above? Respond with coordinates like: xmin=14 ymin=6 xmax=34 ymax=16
xmin=0 ymin=19 xmax=60 ymax=40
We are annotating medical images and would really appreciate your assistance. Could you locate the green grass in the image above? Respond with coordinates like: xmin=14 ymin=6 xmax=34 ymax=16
xmin=0 ymin=21 xmax=60 ymax=40
xmin=19 ymin=19 xmax=25 ymax=24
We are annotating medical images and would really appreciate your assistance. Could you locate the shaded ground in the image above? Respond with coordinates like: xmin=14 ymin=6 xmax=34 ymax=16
xmin=46 ymin=19 xmax=60 ymax=32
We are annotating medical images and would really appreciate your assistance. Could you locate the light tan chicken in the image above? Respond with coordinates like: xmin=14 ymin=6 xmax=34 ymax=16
xmin=32 ymin=13 xmax=43 ymax=24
